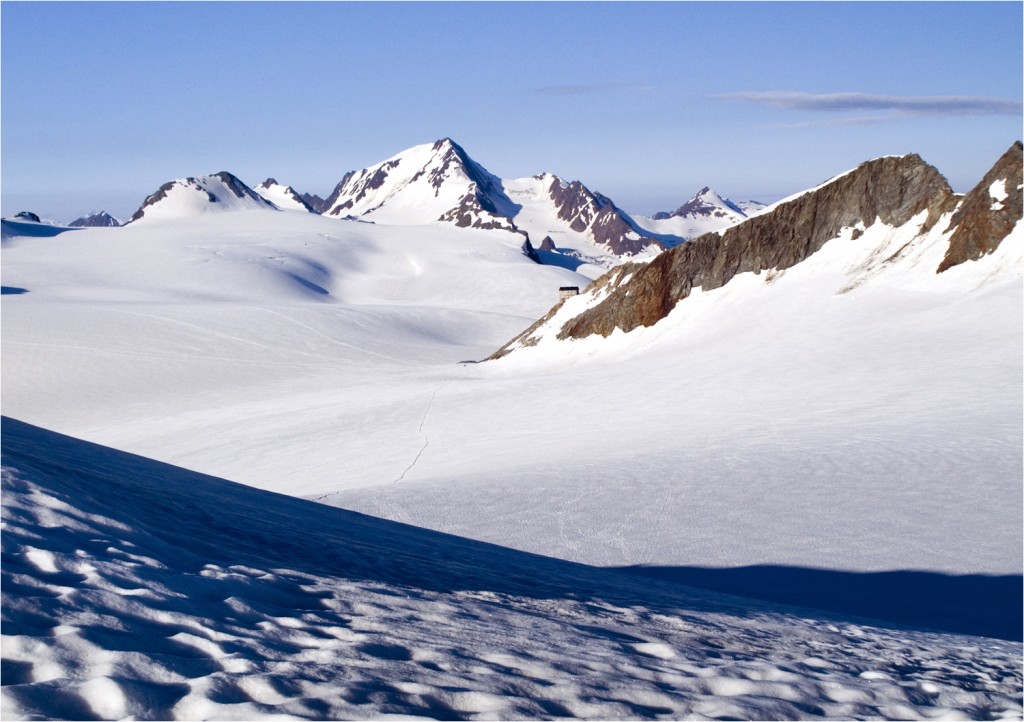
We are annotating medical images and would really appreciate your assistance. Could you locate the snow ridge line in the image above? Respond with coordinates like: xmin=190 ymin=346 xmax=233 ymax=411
xmin=394 ymin=382 xmax=449 ymax=484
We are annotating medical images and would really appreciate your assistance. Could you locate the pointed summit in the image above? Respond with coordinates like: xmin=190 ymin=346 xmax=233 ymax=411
xmin=69 ymin=211 xmax=120 ymax=228
xmin=639 ymin=187 xmax=765 ymax=241
xmin=938 ymin=141 xmax=1022 ymax=272
xmin=254 ymin=179 xmax=317 ymax=213
xmin=323 ymin=138 xmax=518 ymax=231
xmin=670 ymin=187 xmax=746 ymax=220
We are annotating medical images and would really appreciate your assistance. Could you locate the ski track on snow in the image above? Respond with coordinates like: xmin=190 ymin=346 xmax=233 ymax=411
xmin=392 ymin=382 xmax=449 ymax=484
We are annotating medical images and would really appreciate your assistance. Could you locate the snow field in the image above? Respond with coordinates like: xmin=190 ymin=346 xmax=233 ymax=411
xmin=3 ymin=418 xmax=1021 ymax=720
xmin=2 ymin=202 xmax=1022 ymax=719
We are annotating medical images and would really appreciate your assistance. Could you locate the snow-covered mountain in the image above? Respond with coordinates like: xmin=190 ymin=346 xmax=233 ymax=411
xmin=69 ymin=210 xmax=121 ymax=228
xmin=2 ymin=142 xmax=1021 ymax=719
xmin=254 ymin=178 xmax=317 ymax=213
xmin=323 ymin=138 xmax=519 ymax=229
xmin=493 ymin=143 xmax=1022 ymax=357
xmin=635 ymin=187 xmax=766 ymax=240
xmin=323 ymin=138 xmax=669 ymax=264
xmin=126 ymin=171 xmax=279 ymax=224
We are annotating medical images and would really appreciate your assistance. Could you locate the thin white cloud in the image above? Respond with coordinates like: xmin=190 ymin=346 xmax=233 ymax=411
xmin=719 ymin=91 xmax=1022 ymax=116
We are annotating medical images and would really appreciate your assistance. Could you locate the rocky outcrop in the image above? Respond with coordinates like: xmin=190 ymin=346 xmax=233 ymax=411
xmin=938 ymin=141 xmax=1022 ymax=272
xmin=437 ymin=191 xmax=523 ymax=234
xmin=547 ymin=178 xmax=664 ymax=256
xmin=13 ymin=211 xmax=41 ymax=223
xmin=69 ymin=211 xmax=120 ymax=228
xmin=300 ymin=193 xmax=329 ymax=214
xmin=558 ymin=154 xmax=953 ymax=340
xmin=522 ymin=238 xmax=541 ymax=264
xmin=490 ymin=152 xmax=959 ymax=357
xmin=327 ymin=162 xmax=401 ymax=215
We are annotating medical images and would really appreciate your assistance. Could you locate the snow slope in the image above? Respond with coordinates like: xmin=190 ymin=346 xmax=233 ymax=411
xmin=3 ymin=417 xmax=1021 ymax=720
xmin=127 ymin=172 xmax=278 ymax=223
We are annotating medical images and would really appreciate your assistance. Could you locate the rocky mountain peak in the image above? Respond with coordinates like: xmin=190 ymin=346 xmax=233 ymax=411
xmin=69 ymin=211 xmax=120 ymax=228
xmin=490 ymin=151 xmax=968 ymax=357
xmin=670 ymin=187 xmax=745 ymax=220
xmin=938 ymin=141 xmax=1022 ymax=272
xmin=253 ymin=178 xmax=317 ymax=213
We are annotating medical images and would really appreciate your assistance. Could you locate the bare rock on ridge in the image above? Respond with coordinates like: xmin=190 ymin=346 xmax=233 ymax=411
xmin=490 ymin=153 xmax=956 ymax=357
xmin=938 ymin=141 xmax=1023 ymax=272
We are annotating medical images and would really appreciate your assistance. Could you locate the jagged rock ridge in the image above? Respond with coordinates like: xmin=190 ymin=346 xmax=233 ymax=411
xmin=491 ymin=144 xmax=1021 ymax=357
xmin=545 ymin=176 xmax=662 ymax=256
xmin=938 ymin=141 xmax=1023 ymax=272
xmin=299 ymin=193 xmax=329 ymax=214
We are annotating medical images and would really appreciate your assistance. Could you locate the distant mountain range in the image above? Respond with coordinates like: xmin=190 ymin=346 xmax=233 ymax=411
xmin=5 ymin=139 xmax=1017 ymax=296
xmin=7 ymin=139 xmax=766 ymax=267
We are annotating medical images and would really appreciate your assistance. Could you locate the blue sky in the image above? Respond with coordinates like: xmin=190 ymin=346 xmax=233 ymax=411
xmin=2 ymin=1 xmax=1021 ymax=221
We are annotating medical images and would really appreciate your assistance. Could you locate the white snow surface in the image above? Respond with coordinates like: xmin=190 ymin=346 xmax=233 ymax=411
xmin=324 ymin=140 xmax=489 ymax=226
xmin=129 ymin=174 xmax=278 ymax=223
xmin=5 ymin=418 xmax=1021 ymax=720
xmin=254 ymin=180 xmax=316 ymax=213
xmin=2 ymin=205 xmax=1022 ymax=718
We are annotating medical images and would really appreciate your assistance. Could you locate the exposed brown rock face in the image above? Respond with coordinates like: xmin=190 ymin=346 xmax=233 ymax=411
xmin=938 ymin=141 xmax=1023 ymax=272
xmin=557 ymin=154 xmax=954 ymax=340
xmin=490 ymin=153 xmax=962 ymax=357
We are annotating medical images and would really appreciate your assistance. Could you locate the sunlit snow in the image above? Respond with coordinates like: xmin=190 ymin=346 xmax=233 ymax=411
xmin=2 ymin=184 xmax=1021 ymax=719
